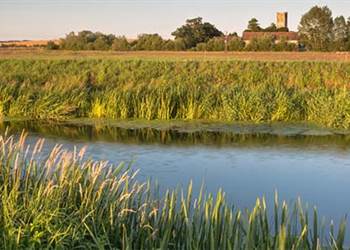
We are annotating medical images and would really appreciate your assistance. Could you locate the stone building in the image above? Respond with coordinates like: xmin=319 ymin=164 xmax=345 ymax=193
xmin=276 ymin=12 xmax=288 ymax=29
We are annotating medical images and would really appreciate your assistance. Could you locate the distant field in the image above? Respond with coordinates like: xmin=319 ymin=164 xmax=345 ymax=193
xmin=0 ymin=40 xmax=56 ymax=47
xmin=1 ymin=48 xmax=350 ymax=61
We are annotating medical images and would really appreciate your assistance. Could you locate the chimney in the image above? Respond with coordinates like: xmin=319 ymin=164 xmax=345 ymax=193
xmin=276 ymin=12 xmax=288 ymax=29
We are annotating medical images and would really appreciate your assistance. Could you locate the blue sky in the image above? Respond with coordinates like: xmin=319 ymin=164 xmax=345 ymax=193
xmin=0 ymin=0 xmax=349 ymax=40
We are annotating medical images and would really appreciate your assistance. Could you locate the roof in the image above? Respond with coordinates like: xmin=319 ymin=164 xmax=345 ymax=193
xmin=242 ymin=31 xmax=299 ymax=41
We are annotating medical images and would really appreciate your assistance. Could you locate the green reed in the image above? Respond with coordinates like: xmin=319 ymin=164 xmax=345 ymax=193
xmin=0 ymin=59 xmax=350 ymax=128
xmin=0 ymin=132 xmax=347 ymax=249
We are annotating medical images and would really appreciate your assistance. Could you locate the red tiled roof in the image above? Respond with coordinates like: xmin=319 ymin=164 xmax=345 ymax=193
xmin=242 ymin=31 xmax=299 ymax=41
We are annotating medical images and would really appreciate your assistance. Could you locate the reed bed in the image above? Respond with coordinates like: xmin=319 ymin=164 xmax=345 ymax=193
xmin=0 ymin=132 xmax=347 ymax=249
xmin=0 ymin=59 xmax=350 ymax=128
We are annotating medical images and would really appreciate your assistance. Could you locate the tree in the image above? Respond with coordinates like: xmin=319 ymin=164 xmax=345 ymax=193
xmin=247 ymin=18 xmax=262 ymax=32
xmin=205 ymin=37 xmax=225 ymax=51
xmin=276 ymin=27 xmax=290 ymax=32
xmin=133 ymin=34 xmax=165 ymax=50
xmin=274 ymin=36 xmax=297 ymax=51
xmin=227 ymin=37 xmax=245 ymax=51
xmin=333 ymin=16 xmax=349 ymax=51
xmin=60 ymin=31 xmax=115 ymax=50
xmin=171 ymin=17 xmax=223 ymax=49
xmin=195 ymin=42 xmax=207 ymax=51
xmin=264 ymin=23 xmax=277 ymax=32
xmin=46 ymin=41 xmax=59 ymax=50
xmin=228 ymin=32 xmax=238 ymax=37
xmin=112 ymin=36 xmax=130 ymax=51
xmin=298 ymin=6 xmax=334 ymax=51
xmin=93 ymin=36 xmax=110 ymax=50
xmin=173 ymin=38 xmax=187 ymax=51
xmin=245 ymin=35 xmax=275 ymax=51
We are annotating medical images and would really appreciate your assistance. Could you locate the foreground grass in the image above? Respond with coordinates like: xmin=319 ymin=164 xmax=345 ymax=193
xmin=0 ymin=59 xmax=350 ymax=129
xmin=0 ymin=132 xmax=347 ymax=249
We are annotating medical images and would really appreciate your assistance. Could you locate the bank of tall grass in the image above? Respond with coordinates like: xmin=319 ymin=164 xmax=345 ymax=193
xmin=0 ymin=59 xmax=350 ymax=128
xmin=0 ymin=132 xmax=347 ymax=249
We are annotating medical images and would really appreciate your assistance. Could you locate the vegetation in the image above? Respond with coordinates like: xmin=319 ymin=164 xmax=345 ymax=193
xmin=171 ymin=17 xmax=223 ymax=49
xmin=0 ymin=59 xmax=350 ymax=129
xmin=299 ymin=6 xmax=350 ymax=51
xmin=244 ymin=35 xmax=297 ymax=52
xmin=299 ymin=6 xmax=335 ymax=51
xmin=0 ymin=7 xmax=349 ymax=52
xmin=40 ymin=5 xmax=350 ymax=52
xmin=0 ymin=132 xmax=347 ymax=249
xmin=244 ymin=18 xmax=289 ymax=32
xmin=195 ymin=36 xmax=245 ymax=52
xmin=60 ymin=31 xmax=116 ymax=51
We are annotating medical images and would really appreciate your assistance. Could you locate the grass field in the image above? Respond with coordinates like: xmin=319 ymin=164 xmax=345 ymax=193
xmin=1 ymin=58 xmax=350 ymax=129
xmin=0 ymin=40 xmax=55 ymax=47
xmin=1 ymin=48 xmax=350 ymax=61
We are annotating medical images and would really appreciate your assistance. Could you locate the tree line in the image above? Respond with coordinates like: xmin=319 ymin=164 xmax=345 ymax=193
xmin=44 ymin=5 xmax=350 ymax=52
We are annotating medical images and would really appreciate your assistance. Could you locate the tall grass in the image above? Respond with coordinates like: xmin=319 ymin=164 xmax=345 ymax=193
xmin=0 ymin=132 xmax=347 ymax=249
xmin=0 ymin=59 xmax=350 ymax=128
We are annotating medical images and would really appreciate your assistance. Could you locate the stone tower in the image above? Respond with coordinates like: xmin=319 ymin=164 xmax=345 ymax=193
xmin=276 ymin=12 xmax=288 ymax=29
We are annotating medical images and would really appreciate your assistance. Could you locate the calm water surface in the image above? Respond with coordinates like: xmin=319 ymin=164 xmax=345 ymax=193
xmin=2 ymin=120 xmax=350 ymax=224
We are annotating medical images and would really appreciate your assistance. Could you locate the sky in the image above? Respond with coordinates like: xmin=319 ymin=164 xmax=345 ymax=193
xmin=0 ymin=0 xmax=349 ymax=41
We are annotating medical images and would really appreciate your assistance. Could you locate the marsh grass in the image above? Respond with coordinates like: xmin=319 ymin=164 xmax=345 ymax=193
xmin=0 ymin=59 xmax=350 ymax=128
xmin=0 ymin=132 xmax=347 ymax=249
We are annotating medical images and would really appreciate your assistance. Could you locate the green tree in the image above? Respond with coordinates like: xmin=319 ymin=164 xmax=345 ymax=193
xmin=46 ymin=41 xmax=59 ymax=50
xmin=205 ymin=37 xmax=225 ymax=51
xmin=274 ymin=36 xmax=297 ymax=51
xmin=173 ymin=39 xmax=187 ymax=51
xmin=245 ymin=35 xmax=275 ymax=51
xmin=162 ymin=39 xmax=187 ymax=51
xmin=298 ymin=6 xmax=334 ymax=51
xmin=133 ymin=34 xmax=165 ymax=50
xmin=333 ymin=16 xmax=349 ymax=51
xmin=60 ymin=31 xmax=115 ymax=50
xmin=171 ymin=17 xmax=223 ymax=49
xmin=93 ymin=36 xmax=110 ymax=50
xmin=247 ymin=18 xmax=262 ymax=32
xmin=60 ymin=32 xmax=84 ymax=50
xmin=227 ymin=37 xmax=245 ymax=51
xmin=276 ymin=27 xmax=290 ymax=32
xmin=195 ymin=42 xmax=207 ymax=51
xmin=112 ymin=36 xmax=130 ymax=51
xmin=264 ymin=23 xmax=277 ymax=32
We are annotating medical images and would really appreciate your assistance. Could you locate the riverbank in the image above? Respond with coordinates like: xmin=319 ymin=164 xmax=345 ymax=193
xmin=1 ymin=59 xmax=350 ymax=129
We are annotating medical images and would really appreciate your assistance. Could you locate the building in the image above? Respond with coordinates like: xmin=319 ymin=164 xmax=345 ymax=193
xmin=242 ymin=12 xmax=299 ymax=44
xmin=276 ymin=12 xmax=288 ymax=29
xmin=242 ymin=32 xmax=299 ymax=44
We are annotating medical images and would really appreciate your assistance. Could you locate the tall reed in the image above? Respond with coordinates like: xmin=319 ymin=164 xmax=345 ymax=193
xmin=0 ymin=132 xmax=347 ymax=249
xmin=0 ymin=59 xmax=350 ymax=128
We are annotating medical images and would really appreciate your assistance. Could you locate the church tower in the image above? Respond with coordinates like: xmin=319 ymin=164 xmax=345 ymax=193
xmin=276 ymin=12 xmax=288 ymax=29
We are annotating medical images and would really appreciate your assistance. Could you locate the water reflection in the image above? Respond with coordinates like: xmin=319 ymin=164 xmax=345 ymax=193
xmin=2 ymin=120 xmax=350 ymax=151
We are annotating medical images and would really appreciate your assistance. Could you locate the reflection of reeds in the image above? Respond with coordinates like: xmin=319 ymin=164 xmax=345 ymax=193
xmin=0 ymin=60 xmax=350 ymax=128
xmin=0 ymin=133 xmax=347 ymax=249
xmin=2 ymin=120 xmax=350 ymax=150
